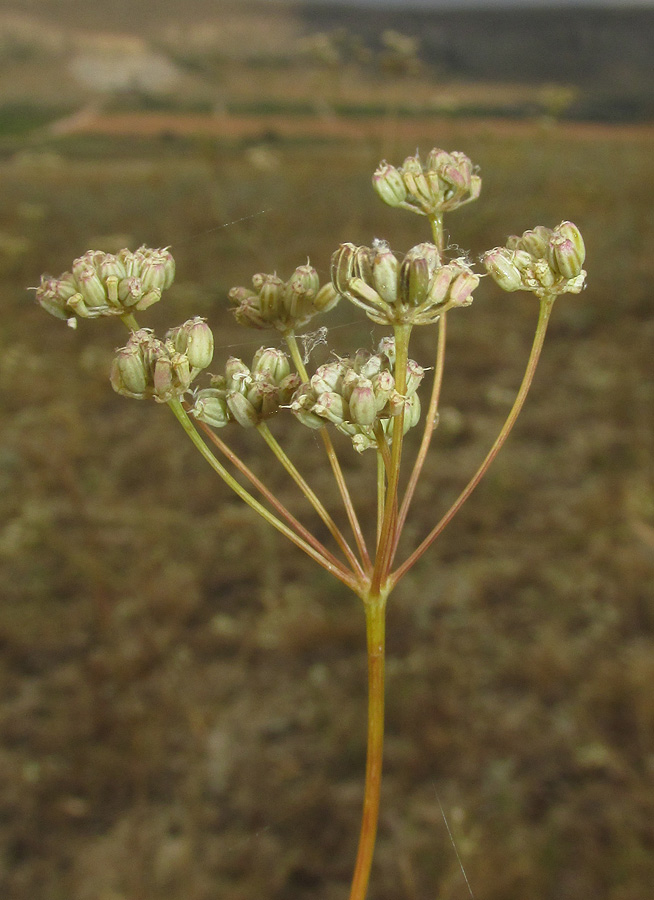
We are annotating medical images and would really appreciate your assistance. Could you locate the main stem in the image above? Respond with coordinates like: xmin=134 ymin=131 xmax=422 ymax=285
xmin=348 ymin=591 xmax=387 ymax=900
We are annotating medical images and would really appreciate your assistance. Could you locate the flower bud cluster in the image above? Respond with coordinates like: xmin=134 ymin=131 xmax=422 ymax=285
xmin=229 ymin=263 xmax=340 ymax=333
xmin=373 ymin=148 xmax=481 ymax=217
xmin=110 ymin=318 xmax=213 ymax=403
xmin=35 ymin=246 xmax=175 ymax=321
xmin=483 ymin=221 xmax=586 ymax=298
xmin=190 ymin=347 xmax=301 ymax=429
xmin=290 ymin=339 xmax=424 ymax=453
xmin=332 ymin=240 xmax=478 ymax=326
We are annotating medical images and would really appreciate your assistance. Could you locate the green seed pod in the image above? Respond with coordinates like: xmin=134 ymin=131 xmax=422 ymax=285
xmin=168 ymin=317 xmax=214 ymax=369
xmin=313 ymin=391 xmax=346 ymax=426
xmin=313 ymin=282 xmax=340 ymax=313
xmin=226 ymin=389 xmax=260 ymax=428
xmin=110 ymin=345 xmax=149 ymax=398
xmin=348 ymin=378 xmax=377 ymax=427
xmin=117 ymin=276 xmax=143 ymax=306
xmin=252 ymin=347 xmax=291 ymax=383
xmin=312 ymin=361 xmax=346 ymax=395
xmin=516 ymin=226 xmax=552 ymax=259
xmin=372 ymin=245 xmax=399 ymax=304
xmin=448 ymin=268 xmax=479 ymax=308
xmin=258 ymin=275 xmax=285 ymax=321
xmin=372 ymin=162 xmax=407 ymax=208
xmin=190 ymin=389 xmax=230 ymax=428
xmin=224 ymin=357 xmax=252 ymax=391
xmin=75 ymin=266 xmax=107 ymax=309
xmin=548 ymin=235 xmax=583 ymax=279
xmin=99 ymin=254 xmax=127 ymax=282
xmin=483 ymin=248 xmax=523 ymax=292
xmin=555 ymin=222 xmax=585 ymax=266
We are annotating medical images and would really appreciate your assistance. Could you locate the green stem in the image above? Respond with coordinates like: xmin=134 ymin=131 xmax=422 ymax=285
xmin=429 ymin=213 xmax=444 ymax=253
xmin=390 ymin=295 xmax=555 ymax=588
xmin=376 ymin=451 xmax=385 ymax=549
xmin=285 ymin=330 xmax=372 ymax=572
xmin=120 ymin=312 xmax=140 ymax=331
xmin=348 ymin=590 xmax=388 ymax=900
xmin=257 ymin=422 xmax=365 ymax=579
xmin=371 ymin=323 xmax=411 ymax=595
xmin=392 ymin=312 xmax=447 ymax=562
xmin=167 ymin=398 xmax=359 ymax=591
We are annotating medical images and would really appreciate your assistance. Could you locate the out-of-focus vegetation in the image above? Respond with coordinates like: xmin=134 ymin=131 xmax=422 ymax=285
xmin=1 ymin=2 xmax=654 ymax=899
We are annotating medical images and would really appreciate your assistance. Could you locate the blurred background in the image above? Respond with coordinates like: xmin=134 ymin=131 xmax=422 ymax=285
xmin=1 ymin=1 xmax=653 ymax=898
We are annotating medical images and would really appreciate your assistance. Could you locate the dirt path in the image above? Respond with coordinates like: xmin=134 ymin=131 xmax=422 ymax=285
xmin=49 ymin=109 xmax=654 ymax=144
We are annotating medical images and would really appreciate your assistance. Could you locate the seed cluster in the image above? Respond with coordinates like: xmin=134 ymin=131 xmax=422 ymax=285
xmin=35 ymin=246 xmax=175 ymax=321
xmin=290 ymin=340 xmax=424 ymax=453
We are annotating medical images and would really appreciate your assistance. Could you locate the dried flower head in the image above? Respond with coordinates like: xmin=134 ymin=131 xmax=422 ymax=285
xmin=110 ymin=318 xmax=212 ymax=403
xmin=228 ymin=263 xmax=339 ymax=333
xmin=190 ymin=347 xmax=300 ymax=429
xmin=34 ymin=247 xmax=175 ymax=323
xmin=332 ymin=240 xmax=478 ymax=326
xmin=483 ymin=221 xmax=586 ymax=298
xmin=290 ymin=338 xmax=424 ymax=452
xmin=373 ymin=148 xmax=481 ymax=217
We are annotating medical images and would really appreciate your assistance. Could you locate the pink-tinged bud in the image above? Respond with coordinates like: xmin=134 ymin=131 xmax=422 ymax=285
xmin=548 ymin=235 xmax=583 ymax=279
xmin=372 ymin=370 xmax=395 ymax=410
xmin=555 ymin=221 xmax=585 ymax=264
xmin=356 ymin=349 xmax=382 ymax=380
xmin=468 ymin=174 xmax=482 ymax=202
xmin=402 ymin=156 xmax=432 ymax=209
xmin=405 ymin=359 xmax=425 ymax=395
xmin=403 ymin=393 xmax=421 ymax=431
xmin=75 ymin=266 xmax=107 ymax=309
xmin=35 ymin=273 xmax=79 ymax=319
xmin=136 ymin=288 xmax=162 ymax=311
xmin=372 ymin=246 xmax=399 ymax=304
xmin=428 ymin=266 xmax=454 ymax=306
xmin=449 ymin=269 xmax=479 ymax=307
xmin=425 ymin=148 xmax=451 ymax=171
xmin=283 ymin=280 xmax=303 ymax=320
xmin=117 ymin=276 xmax=143 ymax=306
xmin=372 ymin=162 xmax=407 ymax=207
xmin=278 ymin=372 xmax=302 ymax=403
xmin=139 ymin=259 xmax=168 ymax=294
xmin=151 ymin=248 xmax=175 ymax=289
xmin=99 ymin=254 xmax=127 ymax=282
xmin=289 ymin=263 xmax=320 ymax=299
xmin=313 ymin=391 xmax=346 ymax=426
xmin=516 ymin=226 xmax=552 ymax=259
xmin=348 ymin=379 xmax=376 ymax=427
xmin=228 ymin=285 xmax=256 ymax=305
xmin=252 ymin=347 xmax=290 ymax=383
xmin=246 ymin=378 xmax=277 ymax=419
xmin=483 ymin=248 xmax=523 ymax=292
xmin=312 ymin=361 xmax=346 ymax=395
xmin=118 ymin=250 xmax=140 ymax=278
